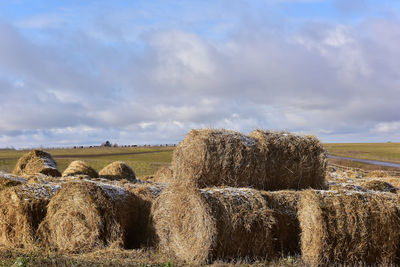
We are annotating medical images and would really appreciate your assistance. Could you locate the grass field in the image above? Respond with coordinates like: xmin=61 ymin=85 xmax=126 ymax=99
xmin=0 ymin=146 xmax=174 ymax=178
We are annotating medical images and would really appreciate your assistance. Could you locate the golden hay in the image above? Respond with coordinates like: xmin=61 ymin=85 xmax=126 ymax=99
xmin=371 ymin=177 xmax=400 ymax=188
xmin=62 ymin=160 xmax=99 ymax=178
xmin=360 ymin=179 xmax=397 ymax=193
xmin=0 ymin=171 xmax=27 ymax=191
xmin=37 ymin=181 xmax=138 ymax=252
xmin=172 ymin=129 xmax=326 ymax=189
xmin=0 ymin=183 xmax=61 ymax=248
xmin=152 ymin=186 xmax=300 ymax=263
xmin=298 ymin=190 xmax=400 ymax=266
xmin=249 ymin=130 xmax=326 ymax=190
xmin=13 ymin=150 xmax=61 ymax=177
xmin=99 ymin=161 xmax=136 ymax=182
xmin=151 ymin=166 xmax=173 ymax=183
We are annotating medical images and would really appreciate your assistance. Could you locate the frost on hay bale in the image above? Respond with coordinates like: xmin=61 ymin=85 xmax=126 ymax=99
xmin=125 ymin=182 xmax=166 ymax=247
xmin=62 ymin=160 xmax=99 ymax=178
xmin=298 ymin=190 xmax=400 ymax=266
xmin=152 ymin=166 xmax=173 ymax=183
xmin=249 ymin=130 xmax=326 ymax=190
xmin=37 ymin=181 xmax=138 ymax=252
xmin=13 ymin=150 xmax=61 ymax=177
xmin=172 ymin=129 xmax=326 ymax=190
xmin=360 ymin=179 xmax=397 ymax=193
xmin=0 ymin=171 xmax=27 ymax=191
xmin=152 ymin=186 xmax=300 ymax=263
xmin=0 ymin=183 xmax=61 ymax=248
xmin=99 ymin=161 xmax=136 ymax=182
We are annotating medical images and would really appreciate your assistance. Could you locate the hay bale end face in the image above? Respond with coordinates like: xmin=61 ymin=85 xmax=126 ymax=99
xmin=13 ymin=150 xmax=61 ymax=177
xmin=0 ymin=183 xmax=61 ymax=248
xmin=172 ymin=129 xmax=326 ymax=190
xmin=99 ymin=161 xmax=136 ymax=182
xmin=299 ymin=190 xmax=400 ymax=266
xmin=62 ymin=160 xmax=99 ymax=178
xmin=152 ymin=186 xmax=300 ymax=263
xmin=38 ymin=181 xmax=138 ymax=252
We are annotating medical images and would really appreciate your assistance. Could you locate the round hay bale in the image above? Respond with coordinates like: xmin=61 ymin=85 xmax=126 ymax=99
xmin=249 ymin=130 xmax=326 ymax=190
xmin=298 ymin=190 xmax=400 ymax=266
xmin=13 ymin=150 xmax=61 ymax=177
xmin=0 ymin=171 xmax=27 ymax=191
xmin=172 ymin=129 xmax=326 ymax=190
xmin=360 ymin=179 xmax=397 ymax=193
xmin=152 ymin=166 xmax=173 ymax=183
xmin=152 ymin=186 xmax=300 ymax=263
xmin=37 ymin=181 xmax=138 ymax=252
xmin=62 ymin=160 xmax=99 ymax=178
xmin=99 ymin=161 xmax=136 ymax=182
xmin=0 ymin=183 xmax=61 ymax=248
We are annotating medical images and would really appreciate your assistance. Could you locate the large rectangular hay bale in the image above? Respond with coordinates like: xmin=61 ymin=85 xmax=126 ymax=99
xmin=172 ymin=129 xmax=326 ymax=190
xmin=151 ymin=186 xmax=300 ymax=263
xmin=298 ymin=190 xmax=400 ymax=266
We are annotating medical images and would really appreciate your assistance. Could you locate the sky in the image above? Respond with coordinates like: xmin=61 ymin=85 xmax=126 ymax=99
xmin=0 ymin=0 xmax=400 ymax=148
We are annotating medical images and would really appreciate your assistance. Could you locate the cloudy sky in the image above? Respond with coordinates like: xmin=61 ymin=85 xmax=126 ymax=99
xmin=0 ymin=0 xmax=400 ymax=148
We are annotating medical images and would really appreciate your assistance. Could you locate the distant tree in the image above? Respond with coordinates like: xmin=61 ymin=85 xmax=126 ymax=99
xmin=102 ymin=141 xmax=112 ymax=147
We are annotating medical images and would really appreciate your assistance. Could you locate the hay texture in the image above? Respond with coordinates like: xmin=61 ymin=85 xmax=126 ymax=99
xmin=299 ymin=190 xmax=400 ymax=266
xmin=0 ymin=183 xmax=61 ymax=248
xmin=249 ymin=130 xmax=326 ymax=190
xmin=152 ymin=166 xmax=173 ymax=183
xmin=62 ymin=160 xmax=99 ymax=178
xmin=152 ymin=186 xmax=300 ymax=263
xmin=38 ymin=181 xmax=139 ymax=252
xmin=99 ymin=161 xmax=136 ymax=182
xmin=360 ymin=179 xmax=397 ymax=193
xmin=172 ymin=129 xmax=326 ymax=190
xmin=0 ymin=171 xmax=27 ymax=191
xmin=13 ymin=150 xmax=61 ymax=177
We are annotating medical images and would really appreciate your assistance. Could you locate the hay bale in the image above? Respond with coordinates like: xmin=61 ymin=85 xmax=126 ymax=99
xmin=99 ymin=161 xmax=136 ymax=182
xmin=172 ymin=129 xmax=326 ymax=189
xmin=13 ymin=150 xmax=61 ymax=177
xmin=0 ymin=171 xmax=27 ymax=191
xmin=152 ymin=186 xmax=300 ymax=263
xmin=62 ymin=160 xmax=99 ymax=178
xmin=37 ymin=181 xmax=138 ymax=252
xmin=249 ymin=130 xmax=326 ymax=190
xmin=360 ymin=179 xmax=397 ymax=193
xmin=0 ymin=183 xmax=61 ymax=248
xmin=298 ymin=190 xmax=400 ymax=266
xmin=152 ymin=166 xmax=173 ymax=183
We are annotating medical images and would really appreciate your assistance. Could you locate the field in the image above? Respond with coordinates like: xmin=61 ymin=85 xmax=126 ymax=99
xmin=0 ymin=146 xmax=174 ymax=178
xmin=325 ymin=142 xmax=400 ymax=171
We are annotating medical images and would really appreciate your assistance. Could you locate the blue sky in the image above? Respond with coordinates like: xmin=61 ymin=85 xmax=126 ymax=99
xmin=1 ymin=0 xmax=400 ymax=147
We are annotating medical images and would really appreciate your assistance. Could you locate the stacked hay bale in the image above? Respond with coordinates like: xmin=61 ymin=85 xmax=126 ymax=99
xmin=0 ymin=183 xmax=61 ymax=248
xmin=172 ymin=129 xmax=326 ymax=190
xmin=360 ymin=179 xmax=397 ymax=193
xmin=62 ymin=160 xmax=99 ymax=178
xmin=0 ymin=171 xmax=27 ymax=191
xmin=151 ymin=166 xmax=173 ymax=183
xmin=99 ymin=161 xmax=136 ymax=182
xmin=13 ymin=150 xmax=61 ymax=177
xmin=298 ymin=190 xmax=400 ymax=266
xmin=152 ymin=186 xmax=300 ymax=263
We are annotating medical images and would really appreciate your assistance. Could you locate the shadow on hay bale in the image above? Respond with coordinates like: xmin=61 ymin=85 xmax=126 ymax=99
xmin=151 ymin=185 xmax=300 ymax=264
xmin=0 ymin=183 xmax=61 ymax=248
xmin=298 ymin=190 xmax=400 ymax=266
xmin=360 ymin=179 xmax=397 ymax=193
xmin=13 ymin=150 xmax=61 ymax=177
xmin=172 ymin=129 xmax=326 ymax=190
xmin=62 ymin=160 xmax=99 ymax=178
xmin=37 ymin=180 xmax=162 ymax=252
xmin=99 ymin=161 xmax=136 ymax=182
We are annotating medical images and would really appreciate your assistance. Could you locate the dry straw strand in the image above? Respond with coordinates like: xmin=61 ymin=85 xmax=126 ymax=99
xmin=0 ymin=183 xmax=61 ymax=248
xmin=62 ymin=160 xmax=99 ymax=178
xmin=298 ymin=190 xmax=400 ymax=266
xmin=13 ymin=150 xmax=61 ymax=177
xmin=99 ymin=161 xmax=136 ymax=182
xmin=152 ymin=186 xmax=300 ymax=263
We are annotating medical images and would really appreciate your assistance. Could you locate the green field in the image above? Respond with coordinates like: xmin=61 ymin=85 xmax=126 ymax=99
xmin=324 ymin=143 xmax=400 ymax=163
xmin=0 ymin=146 xmax=174 ymax=178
